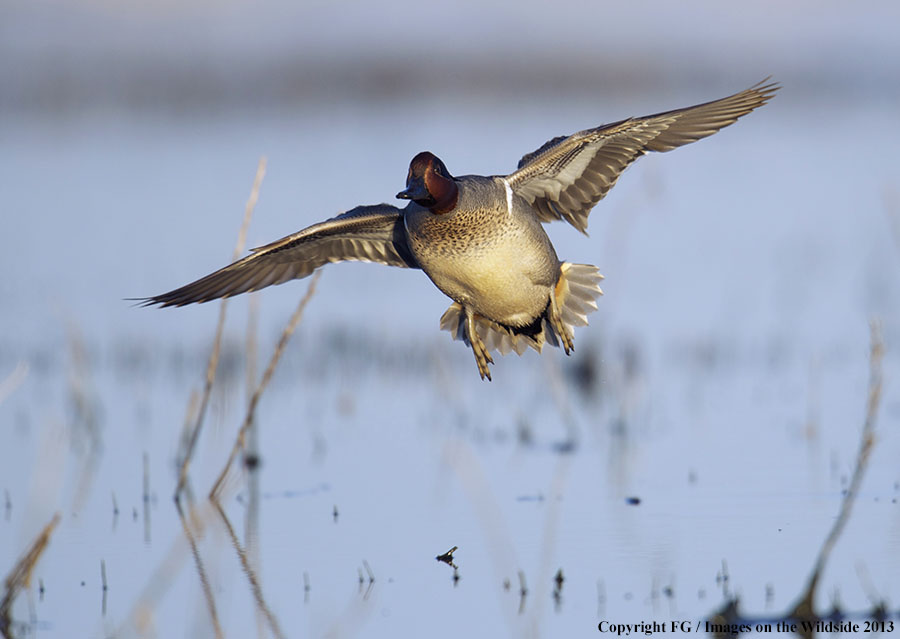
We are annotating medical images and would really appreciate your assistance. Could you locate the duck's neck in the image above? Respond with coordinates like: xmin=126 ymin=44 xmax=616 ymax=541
xmin=425 ymin=172 xmax=459 ymax=215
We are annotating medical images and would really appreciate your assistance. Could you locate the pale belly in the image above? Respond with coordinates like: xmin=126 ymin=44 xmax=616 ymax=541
xmin=408 ymin=216 xmax=560 ymax=326
xmin=426 ymin=250 xmax=556 ymax=325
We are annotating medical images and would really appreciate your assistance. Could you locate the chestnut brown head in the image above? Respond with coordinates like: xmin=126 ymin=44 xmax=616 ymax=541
xmin=396 ymin=151 xmax=458 ymax=214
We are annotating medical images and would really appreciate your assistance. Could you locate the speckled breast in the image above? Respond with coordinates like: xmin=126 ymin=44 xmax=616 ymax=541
xmin=403 ymin=179 xmax=560 ymax=326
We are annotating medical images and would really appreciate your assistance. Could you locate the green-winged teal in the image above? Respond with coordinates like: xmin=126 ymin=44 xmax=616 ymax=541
xmin=144 ymin=79 xmax=778 ymax=380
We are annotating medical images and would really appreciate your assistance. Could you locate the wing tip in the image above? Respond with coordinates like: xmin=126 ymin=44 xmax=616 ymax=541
xmin=127 ymin=290 xmax=228 ymax=308
xmin=747 ymin=76 xmax=781 ymax=102
xmin=124 ymin=296 xmax=159 ymax=308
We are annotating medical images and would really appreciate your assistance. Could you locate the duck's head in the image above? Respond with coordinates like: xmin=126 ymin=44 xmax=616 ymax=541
xmin=396 ymin=151 xmax=458 ymax=214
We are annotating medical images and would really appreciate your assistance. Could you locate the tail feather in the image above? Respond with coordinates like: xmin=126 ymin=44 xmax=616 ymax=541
xmin=439 ymin=262 xmax=604 ymax=360
xmin=545 ymin=262 xmax=604 ymax=350
xmin=440 ymin=303 xmax=531 ymax=356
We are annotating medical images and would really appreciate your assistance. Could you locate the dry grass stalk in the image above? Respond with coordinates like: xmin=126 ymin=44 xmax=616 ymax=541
xmin=246 ymin=293 xmax=260 ymax=402
xmin=116 ymin=500 xmax=217 ymax=637
xmin=213 ymin=501 xmax=285 ymax=639
xmin=176 ymin=390 xmax=201 ymax=474
xmin=0 ymin=513 xmax=61 ymax=636
xmin=791 ymin=320 xmax=884 ymax=619
xmin=175 ymin=156 xmax=268 ymax=499
xmin=66 ymin=323 xmax=102 ymax=514
xmin=236 ymin=157 xmax=267 ymax=263
xmin=0 ymin=362 xmax=28 ymax=406
xmin=175 ymin=500 xmax=223 ymax=639
xmin=243 ymin=293 xmax=263 ymax=639
xmin=209 ymin=271 xmax=321 ymax=501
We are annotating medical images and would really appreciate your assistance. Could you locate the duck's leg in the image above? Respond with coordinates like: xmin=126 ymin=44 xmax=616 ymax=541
xmin=548 ymin=277 xmax=575 ymax=355
xmin=465 ymin=306 xmax=494 ymax=381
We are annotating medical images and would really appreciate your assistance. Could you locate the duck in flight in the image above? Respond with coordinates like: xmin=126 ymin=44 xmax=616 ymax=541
xmin=143 ymin=80 xmax=778 ymax=380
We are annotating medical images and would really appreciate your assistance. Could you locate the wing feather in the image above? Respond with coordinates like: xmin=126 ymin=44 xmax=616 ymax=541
xmin=141 ymin=203 xmax=418 ymax=307
xmin=507 ymin=79 xmax=779 ymax=234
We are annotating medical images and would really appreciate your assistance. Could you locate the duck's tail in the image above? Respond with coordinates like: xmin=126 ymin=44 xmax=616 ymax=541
xmin=439 ymin=262 xmax=604 ymax=361
xmin=543 ymin=262 xmax=605 ymax=352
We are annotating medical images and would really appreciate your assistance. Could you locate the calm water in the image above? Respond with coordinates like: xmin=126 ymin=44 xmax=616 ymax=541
xmin=2 ymin=72 xmax=900 ymax=638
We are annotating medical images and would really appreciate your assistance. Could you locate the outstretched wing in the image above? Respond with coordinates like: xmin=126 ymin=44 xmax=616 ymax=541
xmin=141 ymin=203 xmax=418 ymax=307
xmin=507 ymin=79 xmax=779 ymax=233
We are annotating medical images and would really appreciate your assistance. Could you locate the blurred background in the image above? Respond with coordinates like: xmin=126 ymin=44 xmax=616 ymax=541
xmin=2 ymin=1 xmax=900 ymax=637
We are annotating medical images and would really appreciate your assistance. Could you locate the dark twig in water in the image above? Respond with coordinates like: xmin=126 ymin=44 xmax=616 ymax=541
xmin=435 ymin=546 xmax=458 ymax=570
xmin=142 ymin=452 xmax=151 ymax=544
xmin=175 ymin=156 xmax=267 ymax=500
xmin=716 ymin=559 xmax=730 ymax=597
xmin=111 ymin=491 xmax=119 ymax=531
xmin=360 ymin=560 xmax=376 ymax=600
xmin=554 ymin=568 xmax=564 ymax=592
xmin=0 ymin=513 xmax=60 ymax=637
xmin=362 ymin=560 xmax=375 ymax=584
xmin=209 ymin=271 xmax=320 ymax=501
xmin=518 ymin=570 xmax=528 ymax=615
xmin=553 ymin=568 xmax=565 ymax=612
xmin=100 ymin=559 xmax=108 ymax=617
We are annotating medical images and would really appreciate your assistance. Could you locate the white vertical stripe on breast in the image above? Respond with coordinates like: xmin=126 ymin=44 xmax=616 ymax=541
xmin=501 ymin=178 xmax=513 ymax=216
